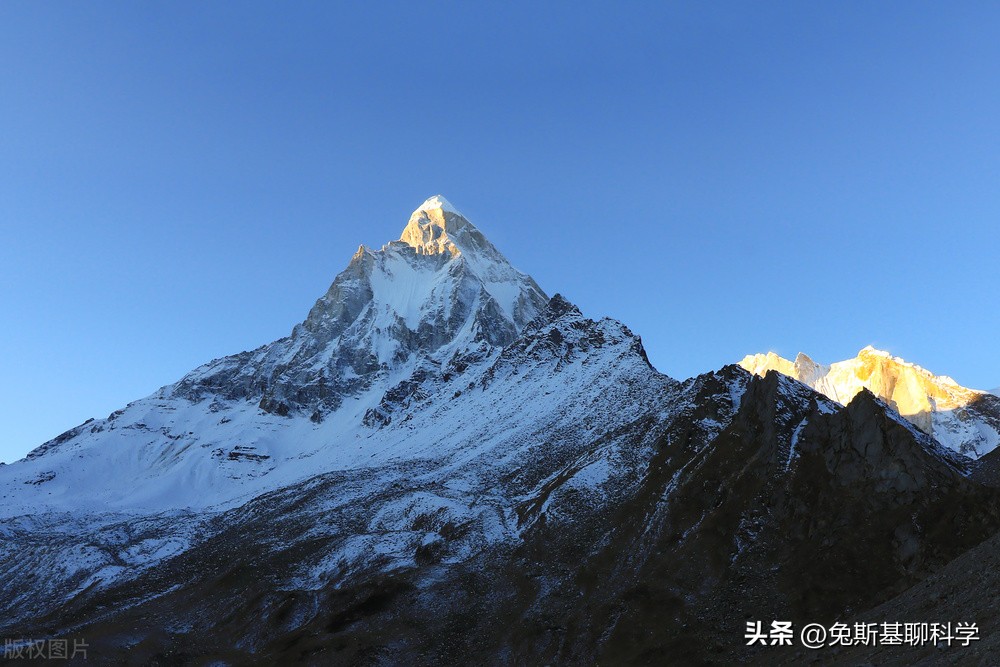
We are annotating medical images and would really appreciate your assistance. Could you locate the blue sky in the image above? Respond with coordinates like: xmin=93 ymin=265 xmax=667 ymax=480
xmin=2 ymin=2 xmax=999 ymax=462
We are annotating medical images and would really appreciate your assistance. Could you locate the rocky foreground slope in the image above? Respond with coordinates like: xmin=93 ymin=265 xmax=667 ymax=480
xmin=2 ymin=197 xmax=998 ymax=665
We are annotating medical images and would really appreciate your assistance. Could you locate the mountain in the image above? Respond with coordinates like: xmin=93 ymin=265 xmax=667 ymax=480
xmin=740 ymin=347 xmax=1000 ymax=458
xmin=0 ymin=195 xmax=675 ymax=637
xmin=0 ymin=195 xmax=549 ymax=517
xmin=3 ymin=197 xmax=1000 ymax=665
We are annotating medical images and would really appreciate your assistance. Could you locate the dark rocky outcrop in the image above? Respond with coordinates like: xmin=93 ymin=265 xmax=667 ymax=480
xmin=10 ymin=369 xmax=999 ymax=665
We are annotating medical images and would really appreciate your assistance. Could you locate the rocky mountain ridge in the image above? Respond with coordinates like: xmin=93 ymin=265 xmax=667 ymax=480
xmin=2 ymin=197 xmax=998 ymax=665
xmin=740 ymin=347 xmax=1000 ymax=458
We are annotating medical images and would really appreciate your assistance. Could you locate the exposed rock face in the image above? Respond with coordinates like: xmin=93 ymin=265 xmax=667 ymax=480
xmin=172 ymin=194 xmax=548 ymax=418
xmin=793 ymin=528 xmax=1000 ymax=666
xmin=0 ymin=290 xmax=682 ymax=661
xmin=3 ymin=197 xmax=999 ymax=665
xmin=0 ymin=196 xmax=551 ymax=516
xmin=740 ymin=347 xmax=1000 ymax=458
xmin=7 ymin=368 xmax=998 ymax=666
xmin=523 ymin=371 xmax=1000 ymax=665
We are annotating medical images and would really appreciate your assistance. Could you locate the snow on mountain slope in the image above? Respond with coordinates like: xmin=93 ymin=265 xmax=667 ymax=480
xmin=15 ymin=363 xmax=999 ymax=666
xmin=173 ymin=195 xmax=548 ymax=415
xmin=0 ymin=298 xmax=671 ymax=519
xmin=0 ymin=197 xmax=682 ymax=630
xmin=5 ymin=196 xmax=1000 ymax=664
xmin=739 ymin=347 xmax=1000 ymax=458
xmin=0 ymin=293 xmax=677 ymax=632
xmin=0 ymin=196 xmax=552 ymax=517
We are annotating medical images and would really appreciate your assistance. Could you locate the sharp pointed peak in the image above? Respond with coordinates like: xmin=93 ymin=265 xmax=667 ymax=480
xmin=858 ymin=345 xmax=892 ymax=358
xmin=414 ymin=194 xmax=462 ymax=217
xmin=794 ymin=351 xmax=814 ymax=363
xmin=399 ymin=195 xmax=491 ymax=258
xmin=544 ymin=293 xmax=582 ymax=319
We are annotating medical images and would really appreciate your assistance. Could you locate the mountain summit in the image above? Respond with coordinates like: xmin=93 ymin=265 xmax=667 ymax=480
xmin=399 ymin=194 xmax=471 ymax=256
xmin=177 ymin=194 xmax=548 ymax=414
xmin=740 ymin=346 xmax=1000 ymax=457
xmin=1 ymin=197 xmax=549 ymax=515
xmin=4 ymin=196 xmax=1000 ymax=665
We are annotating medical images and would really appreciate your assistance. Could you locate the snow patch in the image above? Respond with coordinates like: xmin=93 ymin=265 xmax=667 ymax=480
xmin=415 ymin=194 xmax=462 ymax=216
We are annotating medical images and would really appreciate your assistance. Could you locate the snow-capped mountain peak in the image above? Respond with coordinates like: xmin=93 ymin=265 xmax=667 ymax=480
xmin=183 ymin=195 xmax=549 ymax=414
xmin=0 ymin=196 xmax=553 ymax=515
xmin=739 ymin=347 xmax=1000 ymax=458
xmin=414 ymin=194 xmax=462 ymax=216
xmin=399 ymin=193 xmax=495 ymax=260
xmin=6 ymin=194 xmax=1000 ymax=665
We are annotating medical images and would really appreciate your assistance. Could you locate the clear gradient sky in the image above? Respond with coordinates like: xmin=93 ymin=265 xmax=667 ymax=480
xmin=2 ymin=2 xmax=999 ymax=462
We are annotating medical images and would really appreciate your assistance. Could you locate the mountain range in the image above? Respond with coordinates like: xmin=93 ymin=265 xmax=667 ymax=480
xmin=740 ymin=347 xmax=1000 ymax=458
xmin=3 ymin=196 xmax=998 ymax=665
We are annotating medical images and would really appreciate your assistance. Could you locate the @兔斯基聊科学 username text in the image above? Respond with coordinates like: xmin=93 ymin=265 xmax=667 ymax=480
xmin=746 ymin=620 xmax=980 ymax=650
